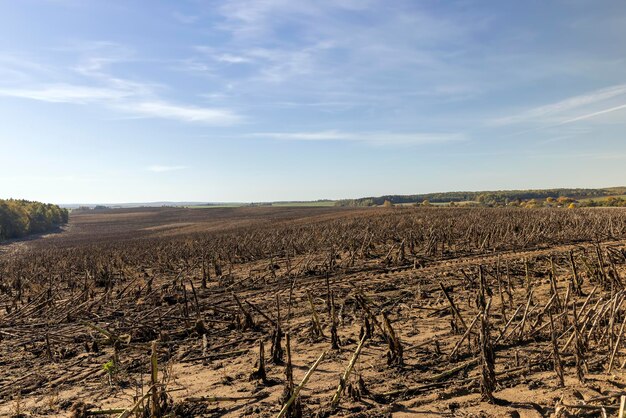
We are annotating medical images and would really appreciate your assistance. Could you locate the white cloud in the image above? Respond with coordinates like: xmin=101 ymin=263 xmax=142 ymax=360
xmin=558 ymin=103 xmax=626 ymax=125
xmin=0 ymin=54 xmax=54 ymax=83
xmin=0 ymin=83 xmax=242 ymax=125
xmin=215 ymin=54 xmax=252 ymax=64
xmin=251 ymin=130 xmax=352 ymax=141
xmin=0 ymin=84 xmax=132 ymax=103
xmin=199 ymin=0 xmax=478 ymax=93
xmin=0 ymin=41 xmax=244 ymax=126
xmin=146 ymin=165 xmax=187 ymax=173
xmin=124 ymin=101 xmax=242 ymax=125
xmin=249 ymin=130 xmax=465 ymax=145
xmin=490 ymin=84 xmax=626 ymax=126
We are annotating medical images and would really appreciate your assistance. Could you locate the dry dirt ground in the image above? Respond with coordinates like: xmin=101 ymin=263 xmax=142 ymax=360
xmin=1 ymin=207 xmax=626 ymax=417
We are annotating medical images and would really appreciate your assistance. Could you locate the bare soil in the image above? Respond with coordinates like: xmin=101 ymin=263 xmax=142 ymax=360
xmin=2 ymin=207 xmax=626 ymax=417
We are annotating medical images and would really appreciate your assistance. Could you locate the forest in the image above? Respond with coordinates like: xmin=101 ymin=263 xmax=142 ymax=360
xmin=0 ymin=199 xmax=69 ymax=240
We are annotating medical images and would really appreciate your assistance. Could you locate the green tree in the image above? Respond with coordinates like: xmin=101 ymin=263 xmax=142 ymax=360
xmin=0 ymin=199 xmax=68 ymax=241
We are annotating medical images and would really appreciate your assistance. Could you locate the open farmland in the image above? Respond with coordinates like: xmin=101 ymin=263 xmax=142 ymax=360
xmin=3 ymin=207 xmax=626 ymax=417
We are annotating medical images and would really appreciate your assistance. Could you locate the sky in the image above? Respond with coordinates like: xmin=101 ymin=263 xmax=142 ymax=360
xmin=1 ymin=0 xmax=625 ymax=204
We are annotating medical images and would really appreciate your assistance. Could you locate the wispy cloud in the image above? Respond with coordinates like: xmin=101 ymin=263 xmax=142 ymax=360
xmin=146 ymin=165 xmax=187 ymax=173
xmin=192 ymin=43 xmax=331 ymax=83
xmin=249 ymin=130 xmax=465 ymax=145
xmin=0 ymin=42 xmax=243 ymax=125
xmin=215 ymin=54 xmax=252 ymax=64
xmin=490 ymin=84 xmax=626 ymax=126
xmin=558 ymin=103 xmax=626 ymax=125
xmin=120 ymin=101 xmax=242 ymax=125
xmin=0 ymin=84 xmax=132 ymax=103
xmin=0 ymin=83 xmax=242 ymax=125
xmin=182 ymin=0 xmax=485 ymax=102
xmin=0 ymin=54 xmax=54 ymax=82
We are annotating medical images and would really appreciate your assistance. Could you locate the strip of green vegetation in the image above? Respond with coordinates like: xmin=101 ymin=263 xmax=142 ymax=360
xmin=578 ymin=195 xmax=626 ymax=202
xmin=576 ymin=195 xmax=626 ymax=207
xmin=337 ymin=187 xmax=626 ymax=207
xmin=0 ymin=199 xmax=69 ymax=240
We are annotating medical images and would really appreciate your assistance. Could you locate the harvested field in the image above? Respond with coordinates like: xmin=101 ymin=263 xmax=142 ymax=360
xmin=2 ymin=206 xmax=626 ymax=417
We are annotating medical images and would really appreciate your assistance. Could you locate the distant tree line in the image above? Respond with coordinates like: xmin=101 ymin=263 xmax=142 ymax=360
xmin=582 ymin=197 xmax=626 ymax=207
xmin=0 ymin=199 xmax=69 ymax=240
xmin=335 ymin=188 xmax=626 ymax=207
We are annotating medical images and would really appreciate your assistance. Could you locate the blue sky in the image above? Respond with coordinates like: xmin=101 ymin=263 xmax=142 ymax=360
xmin=1 ymin=0 xmax=625 ymax=203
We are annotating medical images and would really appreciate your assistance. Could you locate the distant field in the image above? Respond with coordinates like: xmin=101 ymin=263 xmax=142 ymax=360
xmin=269 ymin=200 xmax=336 ymax=207
xmin=190 ymin=201 xmax=336 ymax=208
xmin=51 ymin=206 xmax=358 ymax=246
xmin=187 ymin=204 xmax=245 ymax=208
